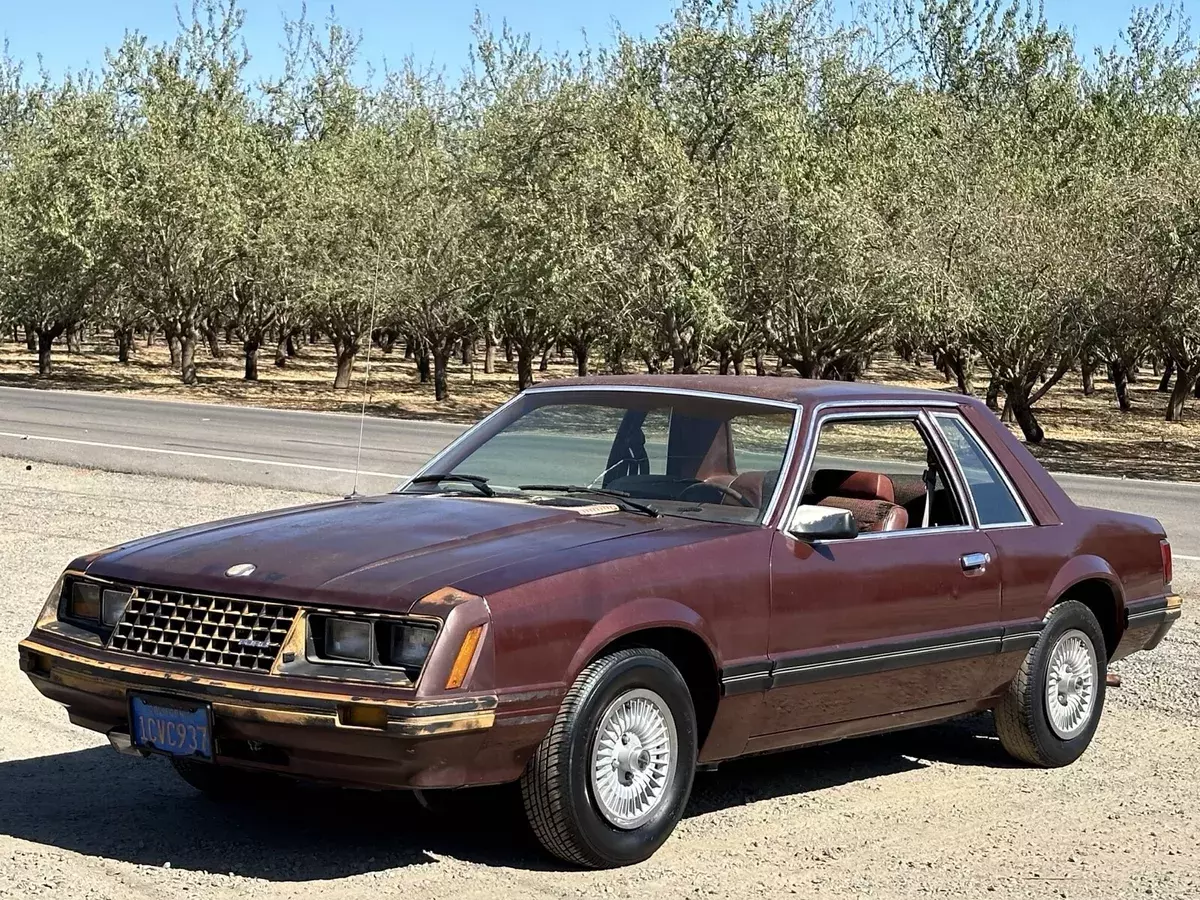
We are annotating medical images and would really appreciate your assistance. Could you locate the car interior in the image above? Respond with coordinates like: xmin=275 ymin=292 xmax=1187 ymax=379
xmin=799 ymin=418 xmax=967 ymax=534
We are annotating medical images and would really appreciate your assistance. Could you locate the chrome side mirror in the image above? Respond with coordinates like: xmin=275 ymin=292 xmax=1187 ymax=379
xmin=786 ymin=504 xmax=858 ymax=541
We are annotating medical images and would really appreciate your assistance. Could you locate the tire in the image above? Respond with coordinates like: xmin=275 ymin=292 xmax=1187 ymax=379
xmin=171 ymin=757 xmax=285 ymax=803
xmin=520 ymin=647 xmax=698 ymax=868
xmin=995 ymin=600 xmax=1107 ymax=767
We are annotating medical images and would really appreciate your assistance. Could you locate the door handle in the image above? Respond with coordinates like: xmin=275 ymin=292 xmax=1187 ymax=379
xmin=961 ymin=552 xmax=991 ymax=575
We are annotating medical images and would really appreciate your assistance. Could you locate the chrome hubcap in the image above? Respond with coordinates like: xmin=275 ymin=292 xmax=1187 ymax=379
xmin=1045 ymin=628 xmax=1098 ymax=740
xmin=589 ymin=688 xmax=677 ymax=829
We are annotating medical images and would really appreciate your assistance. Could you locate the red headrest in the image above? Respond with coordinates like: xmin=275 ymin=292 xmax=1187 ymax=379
xmin=810 ymin=469 xmax=896 ymax=504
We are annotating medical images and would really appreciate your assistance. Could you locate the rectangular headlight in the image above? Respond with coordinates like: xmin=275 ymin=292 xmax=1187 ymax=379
xmin=324 ymin=618 xmax=372 ymax=663
xmin=388 ymin=623 xmax=437 ymax=669
xmin=68 ymin=582 xmax=101 ymax=621
xmin=101 ymin=588 xmax=133 ymax=626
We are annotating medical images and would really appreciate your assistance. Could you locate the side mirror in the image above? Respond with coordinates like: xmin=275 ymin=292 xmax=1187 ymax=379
xmin=786 ymin=504 xmax=859 ymax=541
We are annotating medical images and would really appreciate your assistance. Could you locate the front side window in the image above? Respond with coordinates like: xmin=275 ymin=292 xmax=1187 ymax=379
xmin=934 ymin=415 xmax=1028 ymax=526
xmin=801 ymin=416 xmax=966 ymax=533
xmin=403 ymin=391 xmax=797 ymax=525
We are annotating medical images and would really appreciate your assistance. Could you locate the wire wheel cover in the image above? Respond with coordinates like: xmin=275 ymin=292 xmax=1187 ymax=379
xmin=589 ymin=688 xmax=677 ymax=829
xmin=1044 ymin=628 xmax=1098 ymax=740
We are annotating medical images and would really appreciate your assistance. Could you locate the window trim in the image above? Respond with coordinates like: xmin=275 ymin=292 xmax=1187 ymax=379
xmin=778 ymin=404 xmax=975 ymax=540
xmin=400 ymin=385 xmax=803 ymax=527
xmin=932 ymin=412 xmax=1033 ymax=529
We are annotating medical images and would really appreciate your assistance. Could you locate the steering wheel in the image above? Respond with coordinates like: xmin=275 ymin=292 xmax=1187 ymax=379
xmin=679 ymin=480 xmax=755 ymax=509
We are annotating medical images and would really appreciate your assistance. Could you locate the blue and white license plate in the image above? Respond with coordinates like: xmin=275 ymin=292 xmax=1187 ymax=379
xmin=130 ymin=694 xmax=213 ymax=761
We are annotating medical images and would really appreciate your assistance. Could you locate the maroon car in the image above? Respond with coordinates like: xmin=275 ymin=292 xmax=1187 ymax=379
xmin=19 ymin=377 xmax=1181 ymax=867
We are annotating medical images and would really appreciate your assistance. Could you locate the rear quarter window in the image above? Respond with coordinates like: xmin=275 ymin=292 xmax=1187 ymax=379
xmin=935 ymin=415 xmax=1028 ymax=526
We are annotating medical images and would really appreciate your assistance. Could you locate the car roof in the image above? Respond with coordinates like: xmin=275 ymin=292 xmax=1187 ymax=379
xmin=528 ymin=374 xmax=977 ymax=408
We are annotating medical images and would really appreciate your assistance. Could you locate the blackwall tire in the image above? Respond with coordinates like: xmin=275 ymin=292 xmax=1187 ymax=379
xmin=995 ymin=600 xmax=1107 ymax=767
xmin=520 ymin=647 xmax=698 ymax=868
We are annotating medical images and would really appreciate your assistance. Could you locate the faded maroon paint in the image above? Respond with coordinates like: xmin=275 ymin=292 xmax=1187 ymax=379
xmin=25 ymin=375 xmax=1177 ymax=789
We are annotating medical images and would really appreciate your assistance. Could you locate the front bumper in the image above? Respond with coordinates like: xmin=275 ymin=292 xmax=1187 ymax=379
xmin=18 ymin=636 xmax=499 ymax=788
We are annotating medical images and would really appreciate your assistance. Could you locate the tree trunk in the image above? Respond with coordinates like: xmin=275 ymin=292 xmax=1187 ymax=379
xmin=1080 ymin=357 xmax=1099 ymax=396
xmin=67 ymin=323 xmax=82 ymax=354
xmin=1011 ymin=396 xmax=1045 ymax=443
xmin=287 ymin=332 xmax=302 ymax=357
xmin=718 ymin=347 xmax=731 ymax=375
xmin=484 ymin=330 xmax=496 ymax=374
xmin=1165 ymin=364 xmax=1196 ymax=422
xmin=274 ymin=335 xmax=288 ymax=367
xmin=116 ymin=327 xmax=134 ymax=364
xmin=243 ymin=340 xmax=259 ymax=381
xmin=754 ymin=351 xmax=766 ymax=377
xmin=504 ymin=338 xmax=514 ymax=364
xmin=461 ymin=340 xmax=473 ymax=366
xmin=180 ymin=331 xmax=198 ymax=385
xmin=164 ymin=323 xmax=181 ymax=368
xmin=333 ymin=339 xmax=357 ymax=390
xmin=204 ymin=324 xmax=223 ymax=359
xmin=539 ymin=346 xmax=550 ymax=372
xmin=572 ymin=342 xmax=590 ymax=377
xmin=985 ymin=377 xmax=1001 ymax=411
xmin=433 ymin=347 xmax=450 ymax=401
xmin=24 ymin=325 xmax=37 ymax=352
xmin=403 ymin=334 xmax=413 ymax=359
xmin=516 ymin=345 xmax=534 ymax=390
xmin=731 ymin=350 xmax=745 ymax=376
xmin=1110 ymin=361 xmax=1131 ymax=413
xmin=1158 ymin=359 xmax=1175 ymax=392
xmin=36 ymin=330 xmax=56 ymax=376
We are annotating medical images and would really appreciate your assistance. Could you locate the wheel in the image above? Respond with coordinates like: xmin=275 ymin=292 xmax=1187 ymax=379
xmin=170 ymin=757 xmax=285 ymax=802
xmin=995 ymin=600 xmax=1107 ymax=767
xmin=520 ymin=647 xmax=698 ymax=868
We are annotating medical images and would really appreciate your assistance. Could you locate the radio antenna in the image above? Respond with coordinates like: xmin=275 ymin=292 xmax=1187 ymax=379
xmin=348 ymin=259 xmax=381 ymax=499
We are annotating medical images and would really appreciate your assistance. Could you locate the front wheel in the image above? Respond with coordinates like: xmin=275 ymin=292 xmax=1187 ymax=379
xmin=995 ymin=600 xmax=1107 ymax=767
xmin=520 ymin=648 xmax=697 ymax=868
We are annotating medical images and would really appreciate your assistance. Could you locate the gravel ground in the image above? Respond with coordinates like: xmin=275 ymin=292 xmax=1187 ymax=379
xmin=1 ymin=456 xmax=1197 ymax=900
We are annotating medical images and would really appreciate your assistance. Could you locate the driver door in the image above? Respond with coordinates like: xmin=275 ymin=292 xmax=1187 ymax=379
xmin=755 ymin=408 xmax=1002 ymax=742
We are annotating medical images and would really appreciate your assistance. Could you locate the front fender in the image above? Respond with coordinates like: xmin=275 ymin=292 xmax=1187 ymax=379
xmin=564 ymin=596 xmax=719 ymax=683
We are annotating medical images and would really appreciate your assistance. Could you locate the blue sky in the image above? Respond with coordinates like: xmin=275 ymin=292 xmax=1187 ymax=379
xmin=0 ymin=1 xmax=1151 ymax=83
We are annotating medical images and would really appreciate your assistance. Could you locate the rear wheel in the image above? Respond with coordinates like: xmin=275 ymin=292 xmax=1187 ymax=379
xmin=995 ymin=600 xmax=1107 ymax=767
xmin=520 ymin=648 xmax=697 ymax=868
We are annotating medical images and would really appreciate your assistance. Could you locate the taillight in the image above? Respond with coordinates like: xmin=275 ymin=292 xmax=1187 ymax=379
xmin=1161 ymin=540 xmax=1173 ymax=587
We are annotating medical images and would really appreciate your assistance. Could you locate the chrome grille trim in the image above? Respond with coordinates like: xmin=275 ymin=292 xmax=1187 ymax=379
xmin=106 ymin=587 xmax=298 ymax=673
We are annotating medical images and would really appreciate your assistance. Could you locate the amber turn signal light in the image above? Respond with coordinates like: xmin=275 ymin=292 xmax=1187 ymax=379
xmin=445 ymin=625 xmax=483 ymax=690
xmin=338 ymin=703 xmax=388 ymax=729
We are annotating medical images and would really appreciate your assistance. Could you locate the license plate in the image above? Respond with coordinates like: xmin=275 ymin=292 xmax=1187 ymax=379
xmin=130 ymin=694 xmax=213 ymax=761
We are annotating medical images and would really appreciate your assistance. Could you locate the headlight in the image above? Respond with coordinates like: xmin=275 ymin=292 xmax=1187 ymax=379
xmin=324 ymin=617 xmax=372 ymax=663
xmin=101 ymin=588 xmax=133 ymax=626
xmin=67 ymin=582 xmax=101 ymax=622
xmin=385 ymin=622 xmax=437 ymax=669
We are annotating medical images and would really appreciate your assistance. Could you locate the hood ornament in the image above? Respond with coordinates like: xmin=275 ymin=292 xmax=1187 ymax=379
xmin=225 ymin=563 xmax=256 ymax=578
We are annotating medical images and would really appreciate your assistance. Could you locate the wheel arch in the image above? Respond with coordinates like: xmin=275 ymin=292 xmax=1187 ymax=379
xmin=1046 ymin=556 xmax=1126 ymax=658
xmin=567 ymin=598 xmax=721 ymax=747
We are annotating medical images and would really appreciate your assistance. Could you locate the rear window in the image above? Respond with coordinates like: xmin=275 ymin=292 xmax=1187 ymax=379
xmin=934 ymin=416 xmax=1028 ymax=526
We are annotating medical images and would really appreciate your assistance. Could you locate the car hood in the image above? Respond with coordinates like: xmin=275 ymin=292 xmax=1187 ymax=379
xmin=80 ymin=494 xmax=666 ymax=613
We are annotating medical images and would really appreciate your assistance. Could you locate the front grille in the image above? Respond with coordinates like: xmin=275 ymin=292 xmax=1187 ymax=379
xmin=107 ymin=587 xmax=298 ymax=673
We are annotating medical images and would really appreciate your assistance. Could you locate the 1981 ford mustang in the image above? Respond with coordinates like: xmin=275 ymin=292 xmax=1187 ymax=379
xmin=19 ymin=377 xmax=1182 ymax=867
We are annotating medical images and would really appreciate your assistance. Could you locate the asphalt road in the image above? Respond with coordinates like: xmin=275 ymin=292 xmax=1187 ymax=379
xmin=2 ymin=385 xmax=1198 ymax=558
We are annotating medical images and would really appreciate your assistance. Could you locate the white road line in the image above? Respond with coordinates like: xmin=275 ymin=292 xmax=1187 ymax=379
xmin=0 ymin=431 xmax=408 ymax=480
xmin=1175 ymin=554 xmax=1200 ymax=562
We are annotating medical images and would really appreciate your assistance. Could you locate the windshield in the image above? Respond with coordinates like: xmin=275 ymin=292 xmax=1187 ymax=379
xmin=401 ymin=389 xmax=798 ymax=525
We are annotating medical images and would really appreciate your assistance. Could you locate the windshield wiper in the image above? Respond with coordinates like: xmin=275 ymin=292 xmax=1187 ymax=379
xmin=408 ymin=472 xmax=496 ymax=497
xmin=518 ymin=484 xmax=660 ymax=517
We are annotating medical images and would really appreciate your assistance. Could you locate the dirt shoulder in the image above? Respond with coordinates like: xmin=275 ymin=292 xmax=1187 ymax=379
xmin=0 ymin=457 xmax=1197 ymax=899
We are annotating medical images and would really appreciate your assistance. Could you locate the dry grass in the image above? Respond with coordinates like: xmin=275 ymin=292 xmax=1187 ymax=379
xmin=3 ymin=337 xmax=1198 ymax=482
